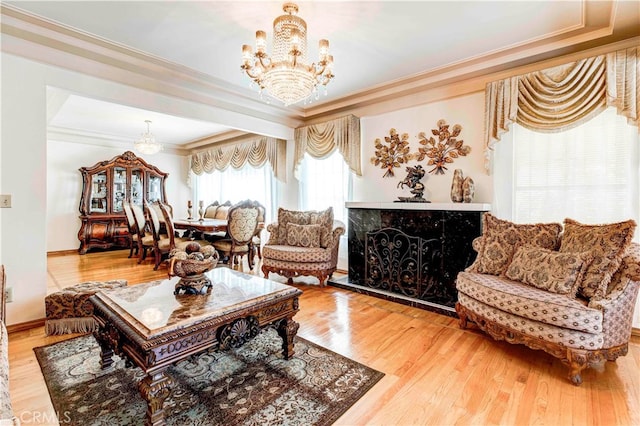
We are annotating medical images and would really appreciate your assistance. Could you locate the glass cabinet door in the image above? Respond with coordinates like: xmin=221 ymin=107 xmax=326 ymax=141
xmin=113 ymin=167 xmax=127 ymax=213
xmin=148 ymin=174 xmax=162 ymax=202
xmin=130 ymin=169 xmax=143 ymax=206
xmin=90 ymin=171 xmax=107 ymax=213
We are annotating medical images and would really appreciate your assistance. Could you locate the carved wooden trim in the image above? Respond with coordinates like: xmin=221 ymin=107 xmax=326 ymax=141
xmin=455 ymin=302 xmax=629 ymax=385
xmin=276 ymin=317 xmax=300 ymax=360
xmin=262 ymin=264 xmax=335 ymax=287
xmin=138 ymin=370 xmax=173 ymax=426
xmin=218 ymin=316 xmax=260 ymax=350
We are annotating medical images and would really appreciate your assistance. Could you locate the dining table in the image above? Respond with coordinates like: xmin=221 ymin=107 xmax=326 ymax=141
xmin=173 ymin=218 xmax=228 ymax=233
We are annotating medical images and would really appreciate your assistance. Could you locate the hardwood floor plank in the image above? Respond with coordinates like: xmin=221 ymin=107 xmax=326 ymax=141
xmin=5 ymin=249 xmax=639 ymax=425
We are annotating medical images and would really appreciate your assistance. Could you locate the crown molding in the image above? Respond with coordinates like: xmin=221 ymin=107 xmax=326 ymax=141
xmin=47 ymin=126 xmax=188 ymax=156
xmin=302 ymin=0 xmax=637 ymax=120
xmin=183 ymin=130 xmax=252 ymax=151
xmin=0 ymin=4 xmax=304 ymax=128
xmin=2 ymin=2 xmax=637 ymax=128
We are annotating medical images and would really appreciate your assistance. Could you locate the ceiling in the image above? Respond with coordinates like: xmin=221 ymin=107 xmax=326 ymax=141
xmin=3 ymin=1 xmax=639 ymax=152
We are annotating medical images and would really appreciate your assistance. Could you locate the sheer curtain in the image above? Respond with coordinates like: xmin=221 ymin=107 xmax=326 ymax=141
xmin=298 ymin=151 xmax=351 ymax=223
xmin=298 ymin=150 xmax=351 ymax=270
xmin=193 ymin=164 xmax=275 ymax=223
xmin=493 ymin=107 xmax=639 ymax=232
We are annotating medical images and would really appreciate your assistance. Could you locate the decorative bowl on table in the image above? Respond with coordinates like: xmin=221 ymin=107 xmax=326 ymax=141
xmin=169 ymin=243 xmax=219 ymax=295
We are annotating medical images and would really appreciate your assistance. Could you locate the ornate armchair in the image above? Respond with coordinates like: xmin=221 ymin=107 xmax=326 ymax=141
xmin=261 ymin=207 xmax=345 ymax=286
xmin=213 ymin=200 xmax=260 ymax=270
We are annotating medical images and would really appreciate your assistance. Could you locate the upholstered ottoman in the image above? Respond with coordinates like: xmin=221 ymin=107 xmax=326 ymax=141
xmin=45 ymin=280 xmax=128 ymax=335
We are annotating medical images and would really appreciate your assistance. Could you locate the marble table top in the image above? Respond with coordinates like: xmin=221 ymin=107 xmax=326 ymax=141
xmin=92 ymin=268 xmax=300 ymax=339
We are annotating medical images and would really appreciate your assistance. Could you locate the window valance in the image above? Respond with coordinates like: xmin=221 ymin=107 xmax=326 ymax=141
xmin=189 ymin=136 xmax=286 ymax=182
xmin=485 ymin=46 xmax=639 ymax=168
xmin=294 ymin=114 xmax=362 ymax=176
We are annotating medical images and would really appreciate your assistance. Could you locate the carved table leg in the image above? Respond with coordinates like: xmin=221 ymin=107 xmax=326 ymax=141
xmin=93 ymin=328 xmax=116 ymax=369
xmin=277 ymin=317 xmax=300 ymax=360
xmin=139 ymin=370 xmax=174 ymax=426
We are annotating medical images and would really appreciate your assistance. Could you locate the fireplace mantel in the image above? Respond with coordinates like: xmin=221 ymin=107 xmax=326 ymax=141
xmin=331 ymin=202 xmax=491 ymax=316
xmin=346 ymin=202 xmax=491 ymax=211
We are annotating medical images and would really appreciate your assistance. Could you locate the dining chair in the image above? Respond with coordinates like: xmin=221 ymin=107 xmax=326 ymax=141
xmin=144 ymin=201 xmax=174 ymax=270
xmin=251 ymin=202 xmax=266 ymax=261
xmin=213 ymin=200 xmax=260 ymax=270
xmin=157 ymin=202 xmax=210 ymax=248
xmin=131 ymin=202 xmax=152 ymax=263
xmin=122 ymin=200 xmax=140 ymax=258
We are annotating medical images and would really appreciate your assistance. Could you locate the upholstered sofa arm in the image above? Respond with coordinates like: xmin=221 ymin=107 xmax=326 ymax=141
xmin=471 ymin=237 xmax=484 ymax=253
xmin=266 ymin=222 xmax=280 ymax=245
xmin=589 ymin=276 xmax=640 ymax=348
xmin=325 ymin=220 xmax=346 ymax=250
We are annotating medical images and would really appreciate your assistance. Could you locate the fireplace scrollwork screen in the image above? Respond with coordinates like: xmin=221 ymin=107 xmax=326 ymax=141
xmin=365 ymin=227 xmax=448 ymax=301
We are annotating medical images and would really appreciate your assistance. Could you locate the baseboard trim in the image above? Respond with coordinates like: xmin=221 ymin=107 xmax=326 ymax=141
xmin=47 ymin=249 xmax=79 ymax=257
xmin=632 ymin=327 xmax=640 ymax=338
xmin=7 ymin=318 xmax=45 ymax=334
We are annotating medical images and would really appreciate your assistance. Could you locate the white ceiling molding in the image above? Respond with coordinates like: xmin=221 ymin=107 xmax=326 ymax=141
xmin=2 ymin=1 xmax=638 ymax=146
xmin=47 ymin=126 xmax=188 ymax=156
xmin=0 ymin=5 xmax=303 ymax=126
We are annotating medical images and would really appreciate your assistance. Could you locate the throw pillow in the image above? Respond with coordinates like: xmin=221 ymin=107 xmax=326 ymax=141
xmin=466 ymin=213 xmax=563 ymax=276
xmin=308 ymin=207 xmax=334 ymax=248
xmin=505 ymin=245 xmax=590 ymax=296
xmin=277 ymin=208 xmax=312 ymax=245
xmin=559 ymin=218 xmax=636 ymax=299
xmin=286 ymin=223 xmax=322 ymax=248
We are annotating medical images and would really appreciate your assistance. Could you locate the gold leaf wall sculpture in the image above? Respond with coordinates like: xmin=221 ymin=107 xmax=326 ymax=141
xmin=370 ymin=128 xmax=413 ymax=178
xmin=415 ymin=119 xmax=470 ymax=174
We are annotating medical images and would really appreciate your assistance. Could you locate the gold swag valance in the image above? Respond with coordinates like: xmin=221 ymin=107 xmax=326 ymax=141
xmin=485 ymin=46 xmax=639 ymax=167
xmin=189 ymin=136 xmax=287 ymax=182
xmin=294 ymin=114 xmax=362 ymax=176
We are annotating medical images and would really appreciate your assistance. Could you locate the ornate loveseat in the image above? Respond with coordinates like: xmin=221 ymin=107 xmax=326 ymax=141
xmin=262 ymin=207 xmax=345 ymax=286
xmin=456 ymin=214 xmax=640 ymax=385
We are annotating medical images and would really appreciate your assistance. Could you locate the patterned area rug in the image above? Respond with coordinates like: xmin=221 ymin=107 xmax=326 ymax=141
xmin=34 ymin=329 xmax=383 ymax=426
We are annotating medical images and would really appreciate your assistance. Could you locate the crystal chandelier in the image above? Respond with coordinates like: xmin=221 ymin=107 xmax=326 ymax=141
xmin=134 ymin=120 xmax=163 ymax=155
xmin=241 ymin=2 xmax=334 ymax=106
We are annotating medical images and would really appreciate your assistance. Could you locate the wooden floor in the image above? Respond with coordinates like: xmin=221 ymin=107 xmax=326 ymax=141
xmin=7 ymin=250 xmax=640 ymax=425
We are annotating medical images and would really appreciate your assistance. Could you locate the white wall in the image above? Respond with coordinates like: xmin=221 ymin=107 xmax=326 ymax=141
xmin=46 ymin=141 xmax=190 ymax=251
xmin=1 ymin=54 xmax=48 ymax=325
xmin=0 ymin=51 xmax=274 ymax=325
xmin=355 ymin=92 xmax=491 ymax=204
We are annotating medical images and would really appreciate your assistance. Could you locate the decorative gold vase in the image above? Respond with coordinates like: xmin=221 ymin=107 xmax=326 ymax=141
xmin=462 ymin=177 xmax=475 ymax=203
xmin=450 ymin=169 xmax=464 ymax=203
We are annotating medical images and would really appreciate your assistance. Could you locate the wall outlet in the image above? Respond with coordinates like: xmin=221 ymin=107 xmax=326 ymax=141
xmin=5 ymin=287 xmax=12 ymax=303
xmin=0 ymin=194 xmax=11 ymax=208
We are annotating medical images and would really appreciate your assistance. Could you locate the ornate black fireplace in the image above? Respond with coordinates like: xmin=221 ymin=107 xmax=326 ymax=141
xmin=329 ymin=202 xmax=490 ymax=316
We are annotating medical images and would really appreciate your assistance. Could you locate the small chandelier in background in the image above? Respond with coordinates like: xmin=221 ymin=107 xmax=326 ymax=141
xmin=241 ymin=2 xmax=334 ymax=106
xmin=134 ymin=120 xmax=163 ymax=155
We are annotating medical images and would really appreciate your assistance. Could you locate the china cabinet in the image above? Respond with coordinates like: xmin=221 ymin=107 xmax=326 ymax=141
xmin=78 ymin=151 xmax=168 ymax=254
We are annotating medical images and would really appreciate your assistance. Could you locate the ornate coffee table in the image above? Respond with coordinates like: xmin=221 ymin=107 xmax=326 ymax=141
xmin=90 ymin=268 xmax=303 ymax=426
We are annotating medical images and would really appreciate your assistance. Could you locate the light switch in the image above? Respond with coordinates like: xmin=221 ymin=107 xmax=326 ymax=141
xmin=0 ymin=194 xmax=10 ymax=208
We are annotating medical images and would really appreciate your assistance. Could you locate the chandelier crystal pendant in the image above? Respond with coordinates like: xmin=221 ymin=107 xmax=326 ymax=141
xmin=241 ymin=2 xmax=334 ymax=106
xmin=134 ymin=120 xmax=163 ymax=155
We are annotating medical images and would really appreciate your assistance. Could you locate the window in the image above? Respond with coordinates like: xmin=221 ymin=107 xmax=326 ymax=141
xmin=494 ymin=108 xmax=639 ymax=229
xmin=193 ymin=164 xmax=274 ymax=221
xmin=298 ymin=150 xmax=351 ymax=223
